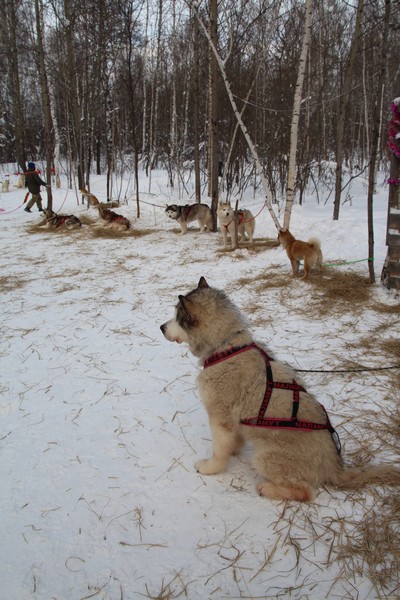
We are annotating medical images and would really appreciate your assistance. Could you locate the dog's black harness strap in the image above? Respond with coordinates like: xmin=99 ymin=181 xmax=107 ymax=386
xmin=204 ymin=342 xmax=341 ymax=454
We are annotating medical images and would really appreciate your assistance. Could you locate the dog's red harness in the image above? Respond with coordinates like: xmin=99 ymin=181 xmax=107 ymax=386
xmin=183 ymin=204 xmax=195 ymax=220
xmin=47 ymin=214 xmax=70 ymax=227
xmin=223 ymin=210 xmax=245 ymax=230
xmin=204 ymin=342 xmax=341 ymax=453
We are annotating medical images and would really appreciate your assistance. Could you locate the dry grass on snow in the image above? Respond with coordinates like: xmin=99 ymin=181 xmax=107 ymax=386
xmin=239 ymin=267 xmax=400 ymax=596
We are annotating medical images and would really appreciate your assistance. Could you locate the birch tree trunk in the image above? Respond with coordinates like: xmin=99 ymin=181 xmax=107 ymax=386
xmin=282 ymin=0 xmax=313 ymax=230
xmin=333 ymin=0 xmax=364 ymax=221
xmin=190 ymin=1 xmax=281 ymax=231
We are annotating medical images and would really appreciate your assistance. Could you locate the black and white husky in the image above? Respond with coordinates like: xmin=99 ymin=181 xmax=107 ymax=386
xmin=165 ymin=203 xmax=213 ymax=235
xmin=42 ymin=208 xmax=82 ymax=230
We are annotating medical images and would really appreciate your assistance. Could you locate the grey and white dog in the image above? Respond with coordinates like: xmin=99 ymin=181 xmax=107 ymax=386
xmin=217 ymin=201 xmax=255 ymax=248
xmin=165 ymin=203 xmax=213 ymax=235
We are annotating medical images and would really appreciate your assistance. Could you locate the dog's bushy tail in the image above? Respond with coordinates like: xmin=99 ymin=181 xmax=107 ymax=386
xmin=333 ymin=464 xmax=400 ymax=489
xmin=307 ymin=237 xmax=321 ymax=249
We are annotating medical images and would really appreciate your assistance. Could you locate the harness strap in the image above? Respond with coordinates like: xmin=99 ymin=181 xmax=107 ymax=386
xmin=183 ymin=204 xmax=194 ymax=220
xmin=222 ymin=210 xmax=245 ymax=231
xmin=204 ymin=342 xmax=341 ymax=454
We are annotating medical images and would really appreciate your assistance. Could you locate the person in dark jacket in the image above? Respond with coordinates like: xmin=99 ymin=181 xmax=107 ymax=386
xmin=24 ymin=162 xmax=47 ymax=213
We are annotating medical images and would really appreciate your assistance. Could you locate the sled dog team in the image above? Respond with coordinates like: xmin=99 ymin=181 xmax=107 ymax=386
xmin=37 ymin=193 xmax=322 ymax=279
xmin=37 ymin=188 xmax=131 ymax=231
xmin=28 ymin=190 xmax=400 ymax=502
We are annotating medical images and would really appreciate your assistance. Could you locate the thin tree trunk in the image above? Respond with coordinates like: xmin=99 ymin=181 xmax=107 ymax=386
xmin=333 ymin=0 xmax=364 ymax=220
xmin=34 ymin=0 xmax=53 ymax=210
xmin=283 ymin=0 xmax=312 ymax=230
xmin=190 ymin=1 xmax=280 ymax=231
xmin=367 ymin=0 xmax=391 ymax=283
xmin=149 ymin=0 xmax=162 ymax=174
xmin=209 ymin=0 xmax=219 ymax=229
xmin=64 ymin=0 xmax=84 ymax=190
xmin=169 ymin=0 xmax=177 ymax=189
xmin=193 ymin=8 xmax=201 ymax=203
xmin=2 ymin=0 xmax=26 ymax=171
xmin=142 ymin=1 xmax=149 ymax=162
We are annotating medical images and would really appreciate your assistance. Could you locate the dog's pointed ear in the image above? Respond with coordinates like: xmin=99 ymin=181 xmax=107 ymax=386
xmin=197 ymin=276 xmax=209 ymax=289
xmin=178 ymin=295 xmax=194 ymax=315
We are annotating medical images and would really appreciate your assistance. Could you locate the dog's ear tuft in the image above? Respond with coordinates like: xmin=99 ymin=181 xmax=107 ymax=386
xmin=197 ymin=276 xmax=209 ymax=289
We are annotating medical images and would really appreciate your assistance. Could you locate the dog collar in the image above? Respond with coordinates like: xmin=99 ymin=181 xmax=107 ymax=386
xmin=204 ymin=342 xmax=260 ymax=369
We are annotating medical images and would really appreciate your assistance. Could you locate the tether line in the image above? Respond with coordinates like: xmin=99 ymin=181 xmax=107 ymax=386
xmin=322 ymin=258 xmax=375 ymax=267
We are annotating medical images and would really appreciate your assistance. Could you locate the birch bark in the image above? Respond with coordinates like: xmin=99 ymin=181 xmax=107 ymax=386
xmin=282 ymin=0 xmax=313 ymax=230
xmin=190 ymin=1 xmax=281 ymax=230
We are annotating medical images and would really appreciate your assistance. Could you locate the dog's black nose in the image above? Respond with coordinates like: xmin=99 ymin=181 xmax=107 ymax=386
xmin=160 ymin=323 xmax=166 ymax=334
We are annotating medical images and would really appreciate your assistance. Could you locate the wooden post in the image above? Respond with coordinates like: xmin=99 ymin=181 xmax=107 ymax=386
xmin=381 ymin=99 xmax=400 ymax=290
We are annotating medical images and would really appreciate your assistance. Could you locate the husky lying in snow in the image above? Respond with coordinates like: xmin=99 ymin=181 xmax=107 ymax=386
xmin=96 ymin=205 xmax=130 ymax=231
xmin=43 ymin=208 xmax=82 ymax=230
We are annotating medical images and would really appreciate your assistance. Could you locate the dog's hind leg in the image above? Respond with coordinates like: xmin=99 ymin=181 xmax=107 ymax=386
xmin=195 ymin=418 xmax=239 ymax=475
xmin=301 ymin=258 xmax=311 ymax=279
xmin=257 ymin=480 xmax=315 ymax=502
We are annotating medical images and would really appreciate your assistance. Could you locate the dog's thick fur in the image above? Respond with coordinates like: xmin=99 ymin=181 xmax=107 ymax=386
xmin=217 ymin=201 xmax=255 ymax=248
xmin=278 ymin=229 xmax=323 ymax=279
xmin=2 ymin=178 xmax=9 ymax=192
xmin=161 ymin=277 xmax=400 ymax=502
xmin=96 ymin=205 xmax=130 ymax=231
xmin=43 ymin=208 xmax=82 ymax=229
xmin=165 ymin=203 xmax=213 ymax=235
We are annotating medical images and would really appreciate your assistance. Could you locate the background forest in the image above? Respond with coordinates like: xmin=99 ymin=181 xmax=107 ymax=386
xmin=0 ymin=0 xmax=399 ymax=208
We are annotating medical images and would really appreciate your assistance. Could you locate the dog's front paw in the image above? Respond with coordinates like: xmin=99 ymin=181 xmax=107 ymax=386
xmin=195 ymin=458 xmax=224 ymax=475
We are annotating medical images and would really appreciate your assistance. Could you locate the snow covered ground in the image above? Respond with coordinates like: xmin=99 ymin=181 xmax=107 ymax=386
xmin=1 ymin=167 xmax=399 ymax=600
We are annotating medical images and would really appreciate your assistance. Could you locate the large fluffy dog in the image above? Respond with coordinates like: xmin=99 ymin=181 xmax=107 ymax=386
xmin=43 ymin=208 xmax=82 ymax=229
xmin=217 ymin=201 xmax=255 ymax=248
xmin=96 ymin=205 xmax=130 ymax=231
xmin=165 ymin=203 xmax=213 ymax=235
xmin=278 ymin=229 xmax=323 ymax=279
xmin=161 ymin=277 xmax=400 ymax=502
